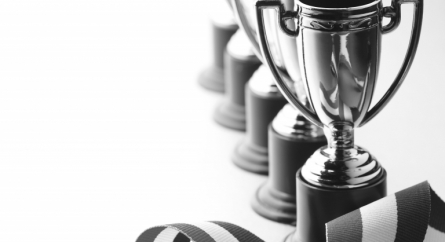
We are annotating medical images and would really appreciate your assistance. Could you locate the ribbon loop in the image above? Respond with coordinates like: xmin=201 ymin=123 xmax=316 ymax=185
xmin=137 ymin=182 xmax=445 ymax=242
xmin=326 ymin=181 xmax=445 ymax=242
xmin=136 ymin=221 xmax=264 ymax=242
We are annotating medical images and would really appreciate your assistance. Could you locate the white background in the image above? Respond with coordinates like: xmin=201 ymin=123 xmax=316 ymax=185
xmin=0 ymin=0 xmax=444 ymax=241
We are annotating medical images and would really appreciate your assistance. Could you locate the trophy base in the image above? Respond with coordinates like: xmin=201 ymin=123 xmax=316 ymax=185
xmin=213 ymin=100 xmax=246 ymax=131
xmin=251 ymin=182 xmax=296 ymax=225
xmin=286 ymin=169 xmax=387 ymax=242
xmin=251 ymin=125 xmax=326 ymax=224
xmin=197 ymin=66 xmax=224 ymax=93
xmin=232 ymin=139 xmax=268 ymax=175
xmin=198 ymin=16 xmax=238 ymax=93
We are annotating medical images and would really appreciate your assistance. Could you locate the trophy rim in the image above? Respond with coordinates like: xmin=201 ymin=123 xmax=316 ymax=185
xmin=296 ymin=0 xmax=381 ymax=11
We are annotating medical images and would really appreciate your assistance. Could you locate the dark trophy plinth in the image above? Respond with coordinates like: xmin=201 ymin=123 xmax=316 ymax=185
xmin=284 ymin=170 xmax=387 ymax=242
xmin=198 ymin=6 xmax=238 ymax=93
xmin=251 ymin=105 xmax=326 ymax=224
xmin=213 ymin=31 xmax=261 ymax=131
xmin=232 ymin=66 xmax=287 ymax=174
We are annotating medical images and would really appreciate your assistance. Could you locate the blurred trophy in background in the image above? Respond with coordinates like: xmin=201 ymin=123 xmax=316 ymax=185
xmin=198 ymin=0 xmax=238 ymax=92
xmin=213 ymin=30 xmax=261 ymax=130
xmin=232 ymin=0 xmax=326 ymax=224
xmin=256 ymin=0 xmax=423 ymax=240
xmin=230 ymin=0 xmax=287 ymax=175
xmin=231 ymin=65 xmax=287 ymax=173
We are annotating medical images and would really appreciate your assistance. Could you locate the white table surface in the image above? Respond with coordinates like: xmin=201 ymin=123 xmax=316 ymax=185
xmin=0 ymin=0 xmax=444 ymax=241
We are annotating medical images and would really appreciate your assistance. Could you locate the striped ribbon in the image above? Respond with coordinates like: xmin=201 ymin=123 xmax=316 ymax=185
xmin=136 ymin=221 xmax=264 ymax=242
xmin=326 ymin=181 xmax=445 ymax=242
xmin=136 ymin=182 xmax=445 ymax=242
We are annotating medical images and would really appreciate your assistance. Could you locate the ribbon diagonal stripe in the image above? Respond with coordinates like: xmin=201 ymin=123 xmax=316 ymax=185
xmin=136 ymin=222 xmax=264 ymax=242
xmin=136 ymin=182 xmax=445 ymax=242
xmin=326 ymin=181 xmax=445 ymax=242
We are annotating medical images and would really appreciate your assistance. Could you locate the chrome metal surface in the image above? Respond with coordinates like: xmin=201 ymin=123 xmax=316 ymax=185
xmin=360 ymin=0 xmax=423 ymax=126
xmin=296 ymin=4 xmax=381 ymax=127
xmin=233 ymin=0 xmax=318 ymax=142
xmin=256 ymin=0 xmax=423 ymax=187
xmin=234 ymin=0 xmax=315 ymax=126
xmin=233 ymin=0 xmax=299 ymax=96
xmin=272 ymin=104 xmax=324 ymax=140
xmin=256 ymin=1 xmax=322 ymax=127
xmin=232 ymin=0 xmax=304 ymax=87
xmin=232 ymin=0 xmax=266 ymax=58
xmin=301 ymin=121 xmax=383 ymax=188
xmin=232 ymin=0 xmax=293 ymax=67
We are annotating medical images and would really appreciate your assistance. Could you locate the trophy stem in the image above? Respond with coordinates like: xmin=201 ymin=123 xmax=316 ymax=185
xmin=323 ymin=122 xmax=354 ymax=150
xmin=301 ymin=121 xmax=382 ymax=189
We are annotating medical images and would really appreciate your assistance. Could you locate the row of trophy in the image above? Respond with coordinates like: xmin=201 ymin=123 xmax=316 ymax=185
xmin=199 ymin=0 xmax=423 ymax=241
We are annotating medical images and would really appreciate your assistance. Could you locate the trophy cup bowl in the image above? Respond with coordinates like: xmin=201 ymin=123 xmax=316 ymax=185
xmin=232 ymin=0 xmax=326 ymax=224
xmin=256 ymin=0 xmax=423 ymax=241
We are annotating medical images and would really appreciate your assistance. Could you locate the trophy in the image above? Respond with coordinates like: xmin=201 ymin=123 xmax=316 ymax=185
xmin=213 ymin=30 xmax=261 ymax=130
xmin=256 ymin=0 xmax=423 ymax=240
xmin=198 ymin=0 xmax=238 ymax=92
xmin=230 ymin=0 xmax=288 ymax=174
xmin=232 ymin=0 xmax=326 ymax=223
xmin=231 ymin=65 xmax=287 ymax=174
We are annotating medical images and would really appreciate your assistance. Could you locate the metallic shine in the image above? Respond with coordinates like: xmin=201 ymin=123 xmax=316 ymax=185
xmin=272 ymin=104 xmax=324 ymax=139
xmin=233 ymin=0 xmax=324 ymax=140
xmin=256 ymin=0 xmax=423 ymax=188
xmin=297 ymin=21 xmax=380 ymax=127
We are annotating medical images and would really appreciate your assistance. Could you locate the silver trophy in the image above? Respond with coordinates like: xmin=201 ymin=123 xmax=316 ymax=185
xmin=232 ymin=0 xmax=325 ymax=224
xmin=256 ymin=0 xmax=423 ymax=241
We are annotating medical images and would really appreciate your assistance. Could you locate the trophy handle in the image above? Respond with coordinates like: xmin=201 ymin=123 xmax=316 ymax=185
xmin=233 ymin=0 xmax=297 ymax=58
xmin=359 ymin=0 xmax=423 ymax=127
xmin=256 ymin=1 xmax=322 ymax=127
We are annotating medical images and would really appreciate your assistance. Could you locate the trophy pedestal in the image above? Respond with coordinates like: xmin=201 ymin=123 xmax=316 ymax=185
xmin=198 ymin=66 xmax=225 ymax=93
xmin=232 ymin=66 xmax=287 ymax=174
xmin=213 ymin=31 xmax=260 ymax=131
xmin=198 ymin=7 xmax=238 ymax=93
xmin=285 ymin=170 xmax=387 ymax=242
xmin=252 ymin=106 xmax=326 ymax=224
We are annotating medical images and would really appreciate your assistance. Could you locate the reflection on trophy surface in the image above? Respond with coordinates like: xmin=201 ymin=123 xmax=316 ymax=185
xmin=232 ymin=0 xmax=326 ymax=224
xmin=256 ymin=0 xmax=423 ymax=241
